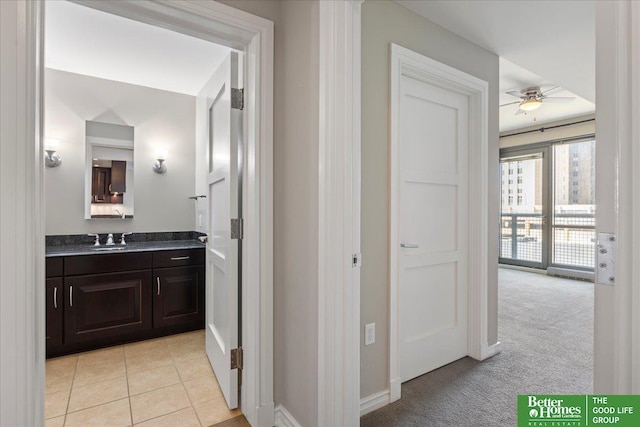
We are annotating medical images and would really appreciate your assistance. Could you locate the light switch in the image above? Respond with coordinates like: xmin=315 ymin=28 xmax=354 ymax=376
xmin=596 ymin=232 xmax=615 ymax=286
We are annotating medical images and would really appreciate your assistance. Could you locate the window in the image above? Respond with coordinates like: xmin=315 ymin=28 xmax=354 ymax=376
xmin=517 ymin=196 xmax=523 ymax=205
xmin=517 ymin=177 xmax=523 ymax=184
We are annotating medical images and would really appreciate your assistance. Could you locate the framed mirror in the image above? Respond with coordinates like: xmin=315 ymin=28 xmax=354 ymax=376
xmin=84 ymin=121 xmax=135 ymax=219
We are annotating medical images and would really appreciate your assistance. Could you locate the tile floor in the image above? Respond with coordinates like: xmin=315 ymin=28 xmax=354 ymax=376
xmin=45 ymin=330 xmax=242 ymax=427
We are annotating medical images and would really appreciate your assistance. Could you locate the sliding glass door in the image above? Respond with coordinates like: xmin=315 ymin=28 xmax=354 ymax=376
xmin=499 ymin=148 xmax=549 ymax=269
xmin=499 ymin=137 xmax=596 ymax=272
xmin=551 ymin=139 xmax=596 ymax=269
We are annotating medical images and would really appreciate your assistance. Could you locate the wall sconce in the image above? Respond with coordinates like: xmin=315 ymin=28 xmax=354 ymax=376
xmin=44 ymin=138 xmax=62 ymax=168
xmin=152 ymin=150 xmax=167 ymax=174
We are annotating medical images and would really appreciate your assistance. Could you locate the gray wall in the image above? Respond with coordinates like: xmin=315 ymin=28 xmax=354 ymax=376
xmin=216 ymin=1 xmax=320 ymax=425
xmin=44 ymin=68 xmax=196 ymax=235
xmin=360 ymin=0 xmax=500 ymax=398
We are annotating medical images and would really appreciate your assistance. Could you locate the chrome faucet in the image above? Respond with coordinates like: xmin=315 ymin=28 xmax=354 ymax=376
xmin=114 ymin=209 xmax=125 ymax=219
xmin=106 ymin=233 xmax=115 ymax=246
xmin=87 ymin=234 xmax=100 ymax=246
xmin=120 ymin=232 xmax=133 ymax=245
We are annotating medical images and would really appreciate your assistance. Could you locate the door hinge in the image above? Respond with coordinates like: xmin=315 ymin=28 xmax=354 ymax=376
xmin=231 ymin=218 xmax=243 ymax=240
xmin=231 ymin=88 xmax=244 ymax=110
xmin=352 ymin=253 xmax=362 ymax=268
xmin=231 ymin=347 xmax=243 ymax=370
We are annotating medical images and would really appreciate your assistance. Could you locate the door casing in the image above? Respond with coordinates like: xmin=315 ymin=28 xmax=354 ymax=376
xmin=37 ymin=1 xmax=275 ymax=425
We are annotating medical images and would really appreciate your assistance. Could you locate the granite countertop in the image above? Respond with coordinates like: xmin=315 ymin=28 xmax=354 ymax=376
xmin=46 ymin=240 xmax=205 ymax=257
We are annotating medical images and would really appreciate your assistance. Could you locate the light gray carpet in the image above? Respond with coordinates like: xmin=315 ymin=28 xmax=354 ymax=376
xmin=360 ymin=268 xmax=594 ymax=427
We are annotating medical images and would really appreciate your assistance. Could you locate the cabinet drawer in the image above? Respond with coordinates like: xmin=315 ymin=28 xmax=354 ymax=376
xmin=46 ymin=257 xmax=63 ymax=278
xmin=65 ymin=252 xmax=152 ymax=276
xmin=153 ymin=249 xmax=204 ymax=268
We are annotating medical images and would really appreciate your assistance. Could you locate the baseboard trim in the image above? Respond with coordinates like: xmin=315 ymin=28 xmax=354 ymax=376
xmin=360 ymin=389 xmax=391 ymax=417
xmin=274 ymin=404 xmax=301 ymax=427
xmin=390 ymin=376 xmax=401 ymax=402
xmin=255 ymin=402 xmax=275 ymax=427
xmin=481 ymin=341 xmax=503 ymax=360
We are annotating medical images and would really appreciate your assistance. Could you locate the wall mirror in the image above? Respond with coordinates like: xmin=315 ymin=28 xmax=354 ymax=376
xmin=84 ymin=121 xmax=135 ymax=219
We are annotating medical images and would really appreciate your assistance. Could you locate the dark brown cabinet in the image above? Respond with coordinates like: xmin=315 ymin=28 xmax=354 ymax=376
xmin=154 ymin=266 xmax=204 ymax=327
xmin=46 ymin=258 xmax=63 ymax=350
xmin=91 ymin=160 xmax=126 ymax=204
xmin=46 ymin=247 xmax=204 ymax=357
xmin=46 ymin=278 xmax=63 ymax=348
xmin=110 ymin=160 xmax=127 ymax=193
xmin=64 ymin=271 xmax=152 ymax=344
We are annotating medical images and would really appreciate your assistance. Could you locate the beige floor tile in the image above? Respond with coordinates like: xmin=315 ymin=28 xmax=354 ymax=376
xmin=64 ymin=398 xmax=131 ymax=427
xmin=44 ymin=415 xmax=65 ymax=427
xmin=134 ymin=407 xmax=201 ymax=427
xmin=73 ymin=356 xmax=126 ymax=387
xmin=174 ymin=354 xmax=214 ymax=383
xmin=46 ymin=377 xmax=73 ymax=396
xmin=164 ymin=330 xmax=204 ymax=348
xmin=128 ymin=364 xmax=181 ymax=396
xmin=124 ymin=339 xmax=167 ymax=359
xmin=130 ymin=383 xmax=191 ymax=424
xmin=125 ymin=350 xmax=174 ymax=374
xmin=46 ymin=355 xmax=77 ymax=386
xmin=168 ymin=341 xmax=206 ymax=363
xmin=76 ymin=346 xmax=124 ymax=366
xmin=193 ymin=396 xmax=240 ymax=426
xmin=67 ymin=376 xmax=129 ymax=413
xmin=183 ymin=373 xmax=223 ymax=405
xmin=45 ymin=389 xmax=69 ymax=420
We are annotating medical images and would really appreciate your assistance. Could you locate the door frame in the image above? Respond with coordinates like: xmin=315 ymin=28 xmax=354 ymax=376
xmin=25 ymin=1 xmax=274 ymax=426
xmin=389 ymin=44 xmax=498 ymax=401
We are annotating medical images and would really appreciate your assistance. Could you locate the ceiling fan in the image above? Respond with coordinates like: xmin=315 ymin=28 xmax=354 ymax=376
xmin=501 ymin=86 xmax=575 ymax=115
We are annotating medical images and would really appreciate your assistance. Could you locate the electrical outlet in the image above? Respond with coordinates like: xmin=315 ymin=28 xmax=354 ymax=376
xmin=365 ymin=323 xmax=375 ymax=346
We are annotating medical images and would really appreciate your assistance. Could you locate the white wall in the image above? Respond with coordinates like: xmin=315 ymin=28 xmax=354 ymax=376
xmin=44 ymin=68 xmax=196 ymax=235
xmin=360 ymin=0 xmax=500 ymax=399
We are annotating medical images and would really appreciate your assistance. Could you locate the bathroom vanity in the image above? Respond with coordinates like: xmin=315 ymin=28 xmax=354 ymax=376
xmin=45 ymin=237 xmax=205 ymax=357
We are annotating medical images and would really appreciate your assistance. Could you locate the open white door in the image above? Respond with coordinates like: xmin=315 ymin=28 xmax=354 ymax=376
xmin=201 ymin=51 xmax=241 ymax=409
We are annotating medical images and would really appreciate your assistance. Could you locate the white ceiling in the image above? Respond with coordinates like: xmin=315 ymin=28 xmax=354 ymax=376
xmin=45 ymin=1 xmax=231 ymax=96
xmin=499 ymin=58 xmax=594 ymax=132
xmin=394 ymin=1 xmax=596 ymax=131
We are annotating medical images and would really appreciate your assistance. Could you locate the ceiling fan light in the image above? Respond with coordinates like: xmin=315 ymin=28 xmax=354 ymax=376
xmin=520 ymin=99 xmax=542 ymax=112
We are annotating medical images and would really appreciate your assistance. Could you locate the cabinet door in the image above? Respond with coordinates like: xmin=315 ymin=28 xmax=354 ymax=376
xmin=154 ymin=266 xmax=204 ymax=328
xmin=110 ymin=160 xmax=127 ymax=193
xmin=46 ymin=278 xmax=63 ymax=349
xmin=65 ymin=271 xmax=152 ymax=344
xmin=92 ymin=167 xmax=111 ymax=203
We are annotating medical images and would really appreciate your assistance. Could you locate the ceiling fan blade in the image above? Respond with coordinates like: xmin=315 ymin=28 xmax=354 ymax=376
xmin=542 ymin=86 xmax=561 ymax=95
xmin=505 ymin=91 xmax=523 ymax=98
xmin=515 ymin=108 xmax=526 ymax=116
xmin=543 ymin=96 xmax=576 ymax=103
xmin=500 ymin=101 xmax=521 ymax=107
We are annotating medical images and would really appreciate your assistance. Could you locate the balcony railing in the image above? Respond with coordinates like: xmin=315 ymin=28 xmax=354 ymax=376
xmin=500 ymin=212 xmax=595 ymax=269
